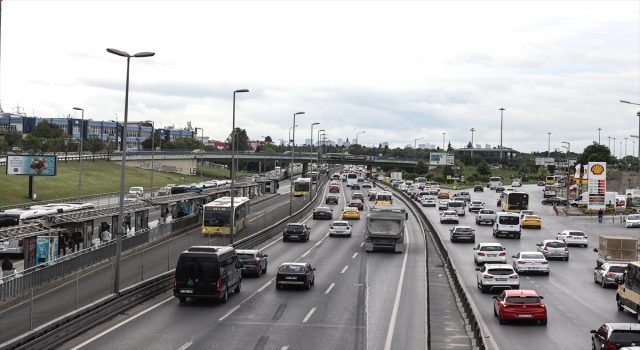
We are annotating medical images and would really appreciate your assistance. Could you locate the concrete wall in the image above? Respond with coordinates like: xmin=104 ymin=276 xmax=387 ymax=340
xmin=114 ymin=158 xmax=197 ymax=175
xmin=607 ymin=172 xmax=640 ymax=194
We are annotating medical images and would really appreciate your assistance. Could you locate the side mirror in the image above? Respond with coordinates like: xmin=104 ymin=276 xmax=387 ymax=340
xmin=539 ymin=296 xmax=544 ymax=299
xmin=491 ymin=295 xmax=498 ymax=300
xmin=473 ymin=248 xmax=477 ymax=250
xmin=616 ymin=278 xmax=624 ymax=285
xmin=536 ymin=244 xmax=541 ymax=246
xmin=590 ymin=330 xmax=597 ymax=334
xmin=512 ymin=255 xmax=517 ymax=258
xmin=475 ymin=268 xmax=481 ymax=271
xmin=263 ymin=254 xmax=268 ymax=258
xmin=312 ymin=268 xmax=316 ymax=271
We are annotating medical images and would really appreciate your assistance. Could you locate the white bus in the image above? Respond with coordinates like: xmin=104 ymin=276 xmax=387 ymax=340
xmin=346 ymin=173 xmax=359 ymax=187
xmin=488 ymin=176 xmax=502 ymax=189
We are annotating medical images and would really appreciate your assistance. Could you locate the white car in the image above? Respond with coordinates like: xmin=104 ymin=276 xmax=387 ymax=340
xmin=330 ymin=181 xmax=340 ymax=186
xmin=511 ymin=182 xmax=522 ymax=187
xmin=468 ymin=200 xmax=485 ymax=212
xmin=625 ymin=214 xmax=640 ymax=228
xmin=128 ymin=186 xmax=144 ymax=196
xmin=504 ymin=188 xmax=515 ymax=193
xmin=473 ymin=243 xmax=507 ymax=265
xmin=440 ymin=211 xmax=459 ymax=224
xmin=511 ymin=252 xmax=549 ymax=275
xmin=557 ymin=230 xmax=588 ymax=247
xmin=124 ymin=193 xmax=140 ymax=203
xmin=594 ymin=263 xmax=628 ymax=288
xmin=438 ymin=200 xmax=450 ymax=210
xmin=476 ymin=263 xmax=519 ymax=293
xmin=519 ymin=210 xmax=534 ymax=220
xmin=329 ymin=221 xmax=352 ymax=237
xmin=420 ymin=196 xmax=437 ymax=207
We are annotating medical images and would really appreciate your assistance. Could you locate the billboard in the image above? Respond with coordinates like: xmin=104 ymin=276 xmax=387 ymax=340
xmin=626 ymin=189 xmax=640 ymax=208
xmin=535 ymin=158 xmax=555 ymax=166
xmin=430 ymin=153 xmax=447 ymax=165
xmin=586 ymin=162 xmax=606 ymax=210
xmin=6 ymin=155 xmax=58 ymax=176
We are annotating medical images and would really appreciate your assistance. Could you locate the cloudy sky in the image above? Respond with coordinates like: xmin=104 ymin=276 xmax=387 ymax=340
xmin=1 ymin=1 xmax=639 ymax=155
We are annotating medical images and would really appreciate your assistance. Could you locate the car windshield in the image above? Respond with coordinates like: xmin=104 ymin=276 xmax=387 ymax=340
xmin=521 ymin=254 xmax=545 ymax=259
xmin=472 ymin=201 xmax=482 ymax=204
xmin=176 ymin=256 xmax=219 ymax=278
xmin=499 ymin=216 xmax=519 ymax=225
xmin=487 ymin=268 xmax=514 ymax=275
xmin=316 ymin=207 xmax=330 ymax=211
xmin=287 ymin=224 xmax=304 ymax=230
xmin=333 ymin=222 xmax=348 ymax=226
xmin=524 ymin=216 xmax=539 ymax=220
xmin=545 ymin=242 xmax=566 ymax=248
xmin=448 ymin=202 xmax=463 ymax=207
xmin=280 ymin=265 xmax=304 ymax=273
xmin=455 ymin=227 xmax=472 ymax=233
xmin=480 ymin=246 xmax=503 ymax=251
xmin=505 ymin=296 xmax=540 ymax=303
xmin=609 ymin=330 xmax=640 ymax=342
xmin=568 ymin=231 xmax=585 ymax=236
xmin=609 ymin=266 xmax=627 ymax=273
xmin=629 ymin=215 xmax=640 ymax=220
xmin=444 ymin=211 xmax=456 ymax=215
xmin=480 ymin=210 xmax=494 ymax=214
xmin=237 ymin=254 xmax=254 ymax=259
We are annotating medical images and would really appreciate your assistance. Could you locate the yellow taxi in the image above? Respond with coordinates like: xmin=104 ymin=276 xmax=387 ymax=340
xmin=437 ymin=190 xmax=450 ymax=199
xmin=522 ymin=215 xmax=542 ymax=229
xmin=342 ymin=207 xmax=361 ymax=220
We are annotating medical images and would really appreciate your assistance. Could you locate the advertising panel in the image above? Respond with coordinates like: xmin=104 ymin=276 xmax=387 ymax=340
xmin=430 ymin=153 xmax=447 ymax=165
xmin=446 ymin=155 xmax=454 ymax=165
xmin=36 ymin=236 xmax=58 ymax=266
xmin=535 ymin=158 xmax=555 ymax=166
xmin=586 ymin=162 xmax=606 ymax=210
xmin=6 ymin=155 xmax=58 ymax=176
xmin=626 ymin=189 xmax=640 ymax=209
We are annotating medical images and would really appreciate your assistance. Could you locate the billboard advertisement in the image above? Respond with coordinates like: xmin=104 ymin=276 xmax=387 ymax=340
xmin=586 ymin=162 xmax=606 ymax=210
xmin=36 ymin=236 xmax=58 ymax=266
xmin=430 ymin=153 xmax=447 ymax=165
xmin=6 ymin=155 xmax=58 ymax=176
xmin=535 ymin=158 xmax=555 ymax=166
xmin=626 ymin=189 xmax=640 ymax=208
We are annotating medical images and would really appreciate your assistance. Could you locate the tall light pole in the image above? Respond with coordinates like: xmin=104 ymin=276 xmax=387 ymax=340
xmin=355 ymin=131 xmax=365 ymax=155
xmin=288 ymin=125 xmax=297 ymax=151
xmin=620 ymin=100 xmax=640 ymax=160
xmin=608 ymin=136 xmax=611 ymax=151
xmin=625 ymin=138 xmax=628 ymax=164
xmin=561 ymin=141 xmax=570 ymax=177
xmin=310 ymin=122 xmax=319 ymax=173
xmin=230 ymin=89 xmax=249 ymax=245
xmin=470 ymin=128 xmax=475 ymax=157
xmin=195 ymin=127 xmax=204 ymax=181
xmin=321 ymin=133 xmax=327 ymax=168
xmin=620 ymin=141 xmax=623 ymax=160
xmin=442 ymin=132 xmax=446 ymax=151
xmin=290 ymin=112 xmax=305 ymax=215
xmin=547 ymin=132 xmax=551 ymax=158
xmin=72 ymin=107 xmax=84 ymax=198
xmin=499 ymin=108 xmax=505 ymax=161
xmin=613 ymin=138 xmax=616 ymax=159
xmin=107 ymin=47 xmax=155 ymax=294
xmin=317 ymin=129 xmax=324 ymax=173
xmin=414 ymin=137 xmax=423 ymax=158
xmin=143 ymin=120 xmax=155 ymax=196
xmin=598 ymin=128 xmax=602 ymax=144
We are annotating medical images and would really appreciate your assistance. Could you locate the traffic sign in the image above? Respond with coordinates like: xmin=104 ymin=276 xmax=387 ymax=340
xmin=451 ymin=166 xmax=460 ymax=170
xmin=446 ymin=175 xmax=452 ymax=179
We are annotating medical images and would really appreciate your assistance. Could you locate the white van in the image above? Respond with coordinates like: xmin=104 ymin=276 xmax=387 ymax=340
xmin=447 ymin=200 xmax=466 ymax=216
xmin=492 ymin=212 xmax=521 ymax=239
xmin=488 ymin=176 xmax=502 ymax=190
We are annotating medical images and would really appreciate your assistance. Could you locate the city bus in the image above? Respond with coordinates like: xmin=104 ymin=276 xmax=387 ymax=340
xmin=500 ymin=191 xmax=530 ymax=213
xmin=308 ymin=171 xmax=318 ymax=184
xmin=346 ymin=173 xmax=359 ymax=187
xmin=375 ymin=191 xmax=393 ymax=205
xmin=415 ymin=177 xmax=427 ymax=184
xmin=202 ymin=196 xmax=250 ymax=235
xmin=293 ymin=177 xmax=311 ymax=196
xmin=546 ymin=175 xmax=556 ymax=185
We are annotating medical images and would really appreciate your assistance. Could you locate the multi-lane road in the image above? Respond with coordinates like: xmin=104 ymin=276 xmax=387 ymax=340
xmin=58 ymin=179 xmax=431 ymax=350
xmin=417 ymin=183 xmax=639 ymax=350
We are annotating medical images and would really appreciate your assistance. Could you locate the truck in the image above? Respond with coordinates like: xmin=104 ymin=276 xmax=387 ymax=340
xmin=475 ymin=209 xmax=496 ymax=225
xmin=365 ymin=204 xmax=406 ymax=253
xmin=595 ymin=235 xmax=638 ymax=268
xmin=390 ymin=171 xmax=403 ymax=181
xmin=571 ymin=192 xmax=618 ymax=207
xmin=487 ymin=176 xmax=502 ymax=189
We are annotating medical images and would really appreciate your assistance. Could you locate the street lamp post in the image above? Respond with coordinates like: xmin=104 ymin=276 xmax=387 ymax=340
xmin=598 ymin=128 xmax=602 ymax=144
xmin=143 ymin=120 xmax=155 ymax=196
xmin=107 ymin=47 xmax=155 ymax=294
xmin=561 ymin=141 xmax=570 ymax=185
xmin=321 ymin=133 xmax=327 ymax=169
xmin=288 ymin=126 xmax=297 ymax=151
xmin=72 ymin=107 xmax=84 ymax=198
xmin=316 ymin=129 xmax=324 ymax=174
xmin=414 ymin=137 xmax=423 ymax=158
xmin=547 ymin=132 xmax=551 ymax=158
xmin=625 ymin=138 xmax=628 ymax=164
xmin=608 ymin=136 xmax=611 ymax=151
xmin=230 ymin=89 xmax=249 ymax=245
xmin=355 ymin=131 xmax=365 ymax=155
xmin=499 ymin=108 xmax=505 ymax=161
xmin=195 ymin=127 xmax=204 ymax=181
xmin=620 ymin=100 xmax=640 ymax=160
xmin=310 ymin=122 xmax=319 ymax=174
xmin=470 ymin=128 xmax=475 ymax=157
xmin=290 ymin=112 xmax=305 ymax=216
xmin=614 ymin=138 xmax=616 ymax=159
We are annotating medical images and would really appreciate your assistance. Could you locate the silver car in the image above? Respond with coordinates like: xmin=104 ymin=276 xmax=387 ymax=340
xmin=475 ymin=263 xmax=519 ymax=293
xmin=440 ymin=210 xmax=459 ymax=224
xmin=625 ymin=214 xmax=640 ymax=228
xmin=473 ymin=243 xmax=507 ymax=265
xmin=511 ymin=251 xmax=549 ymax=275
xmin=536 ymin=240 xmax=569 ymax=261
xmin=594 ymin=263 xmax=627 ymax=288
xmin=468 ymin=200 xmax=485 ymax=212
xmin=438 ymin=200 xmax=450 ymax=211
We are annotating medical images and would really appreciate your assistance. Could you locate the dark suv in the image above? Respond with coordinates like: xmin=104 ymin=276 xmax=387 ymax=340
xmin=313 ymin=207 xmax=333 ymax=220
xmin=474 ymin=185 xmax=484 ymax=192
xmin=236 ymin=249 xmax=268 ymax=277
xmin=325 ymin=195 xmax=339 ymax=205
xmin=283 ymin=223 xmax=311 ymax=242
xmin=352 ymin=192 xmax=365 ymax=201
xmin=173 ymin=246 xmax=242 ymax=303
xmin=591 ymin=323 xmax=640 ymax=350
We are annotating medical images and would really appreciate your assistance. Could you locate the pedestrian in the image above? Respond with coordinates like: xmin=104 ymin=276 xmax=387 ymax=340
xmin=100 ymin=227 xmax=111 ymax=243
xmin=159 ymin=213 xmax=165 ymax=225
xmin=57 ymin=229 xmax=70 ymax=256
xmin=124 ymin=213 xmax=132 ymax=232
xmin=598 ymin=208 xmax=604 ymax=223
xmin=2 ymin=256 xmax=14 ymax=274
xmin=71 ymin=228 xmax=83 ymax=252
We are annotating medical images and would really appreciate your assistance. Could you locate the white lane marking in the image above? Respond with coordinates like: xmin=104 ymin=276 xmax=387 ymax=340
xmin=219 ymin=305 xmax=241 ymax=321
xmin=383 ymin=227 xmax=410 ymax=350
xmin=178 ymin=342 xmax=193 ymax=350
xmin=257 ymin=281 xmax=272 ymax=293
xmin=341 ymin=265 xmax=349 ymax=273
xmin=302 ymin=307 xmax=317 ymax=323
xmin=360 ymin=242 xmax=364 ymax=247
xmin=281 ymin=346 xmax=290 ymax=350
xmin=325 ymin=283 xmax=335 ymax=294
xmin=352 ymin=252 xmax=358 ymax=259
xmin=70 ymin=296 xmax=174 ymax=350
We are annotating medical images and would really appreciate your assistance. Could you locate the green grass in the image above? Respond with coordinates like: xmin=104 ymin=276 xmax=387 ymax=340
xmin=0 ymin=159 xmax=248 ymax=206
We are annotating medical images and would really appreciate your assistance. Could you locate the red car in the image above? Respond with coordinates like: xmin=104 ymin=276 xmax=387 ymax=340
xmin=329 ymin=186 xmax=340 ymax=193
xmin=492 ymin=289 xmax=547 ymax=325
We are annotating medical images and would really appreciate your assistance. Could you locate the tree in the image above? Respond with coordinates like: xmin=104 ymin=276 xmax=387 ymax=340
xmin=20 ymin=134 xmax=44 ymax=154
xmin=224 ymin=128 xmax=252 ymax=151
xmin=62 ymin=138 xmax=78 ymax=163
xmin=576 ymin=142 xmax=613 ymax=164
xmin=165 ymin=136 xmax=204 ymax=150
xmin=537 ymin=165 xmax=550 ymax=177
xmin=141 ymin=133 xmax=164 ymax=150
xmin=103 ymin=139 xmax=118 ymax=161
xmin=0 ymin=138 xmax=7 ymax=157
xmin=85 ymin=136 xmax=104 ymax=161
xmin=447 ymin=142 xmax=454 ymax=151
xmin=441 ymin=165 xmax=454 ymax=179
xmin=476 ymin=161 xmax=492 ymax=176
xmin=32 ymin=120 xmax=65 ymax=139
xmin=2 ymin=130 xmax=22 ymax=148
xmin=414 ymin=159 xmax=429 ymax=175
xmin=265 ymin=136 xmax=273 ymax=142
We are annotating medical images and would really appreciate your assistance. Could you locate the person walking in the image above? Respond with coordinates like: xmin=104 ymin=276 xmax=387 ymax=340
xmin=124 ymin=213 xmax=132 ymax=233
xmin=598 ymin=208 xmax=604 ymax=223
xmin=57 ymin=229 xmax=70 ymax=256
xmin=71 ymin=228 xmax=83 ymax=253
xmin=100 ymin=226 xmax=111 ymax=243
xmin=2 ymin=256 xmax=14 ymax=280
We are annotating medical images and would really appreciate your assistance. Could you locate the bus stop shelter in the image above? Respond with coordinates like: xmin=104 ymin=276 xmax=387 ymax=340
xmin=0 ymin=223 xmax=58 ymax=269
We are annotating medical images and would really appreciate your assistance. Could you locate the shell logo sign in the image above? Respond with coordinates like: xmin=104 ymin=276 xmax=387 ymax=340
xmin=590 ymin=163 xmax=605 ymax=175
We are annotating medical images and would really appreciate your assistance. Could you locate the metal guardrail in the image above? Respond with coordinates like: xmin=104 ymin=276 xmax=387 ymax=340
xmin=382 ymin=182 xmax=492 ymax=350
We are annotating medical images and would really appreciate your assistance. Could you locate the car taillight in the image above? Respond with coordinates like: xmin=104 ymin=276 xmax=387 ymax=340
xmin=564 ymin=247 xmax=569 ymax=252
xmin=566 ymin=236 xmax=572 ymax=239
xmin=330 ymin=226 xmax=333 ymax=229
xmin=517 ymin=261 xmax=526 ymax=264
xmin=606 ymin=272 xmax=617 ymax=277
xmin=216 ymin=278 xmax=222 ymax=291
xmin=605 ymin=343 xmax=616 ymax=350
xmin=541 ymin=261 xmax=549 ymax=265
xmin=314 ymin=211 xmax=319 ymax=214
xmin=483 ymin=274 xmax=494 ymax=279
xmin=584 ymin=236 xmax=588 ymax=239
xmin=509 ymin=274 xmax=518 ymax=279
xmin=18 ymin=238 xmax=23 ymax=247
xmin=543 ymin=247 xmax=548 ymax=251
xmin=499 ymin=252 xmax=506 ymax=256
xmin=173 ymin=277 xmax=177 ymax=290
xmin=250 ymin=259 xmax=259 ymax=264
xmin=477 ymin=252 xmax=486 ymax=256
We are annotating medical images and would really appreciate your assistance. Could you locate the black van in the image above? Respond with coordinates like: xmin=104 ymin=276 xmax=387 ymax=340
xmin=173 ymin=246 xmax=242 ymax=303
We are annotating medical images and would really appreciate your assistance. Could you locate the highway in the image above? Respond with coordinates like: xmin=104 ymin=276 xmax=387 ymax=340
xmin=416 ymin=183 xmax=637 ymax=350
xmin=57 ymin=179 xmax=430 ymax=350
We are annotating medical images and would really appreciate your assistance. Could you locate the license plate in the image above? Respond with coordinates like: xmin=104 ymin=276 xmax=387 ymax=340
xmin=550 ymin=252 xmax=558 ymax=255
xmin=336 ymin=231 xmax=344 ymax=233
xmin=488 ymin=254 xmax=497 ymax=257
xmin=496 ymin=278 xmax=507 ymax=281
xmin=518 ymin=314 xmax=532 ymax=318
xmin=529 ymin=267 xmax=539 ymax=269
xmin=180 ymin=289 xmax=193 ymax=294
xmin=286 ymin=277 xmax=297 ymax=280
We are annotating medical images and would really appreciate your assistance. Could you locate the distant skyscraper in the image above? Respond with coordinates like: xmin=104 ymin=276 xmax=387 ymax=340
xmin=304 ymin=139 xmax=312 ymax=145
xmin=485 ymin=144 xmax=491 ymax=149
xmin=418 ymin=144 xmax=426 ymax=149
xmin=429 ymin=144 xmax=436 ymax=150
xmin=476 ymin=143 xmax=481 ymax=149
xmin=405 ymin=144 xmax=412 ymax=149
xmin=337 ymin=138 xmax=343 ymax=146
xmin=382 ymin=142 xmax=389 ymax=148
